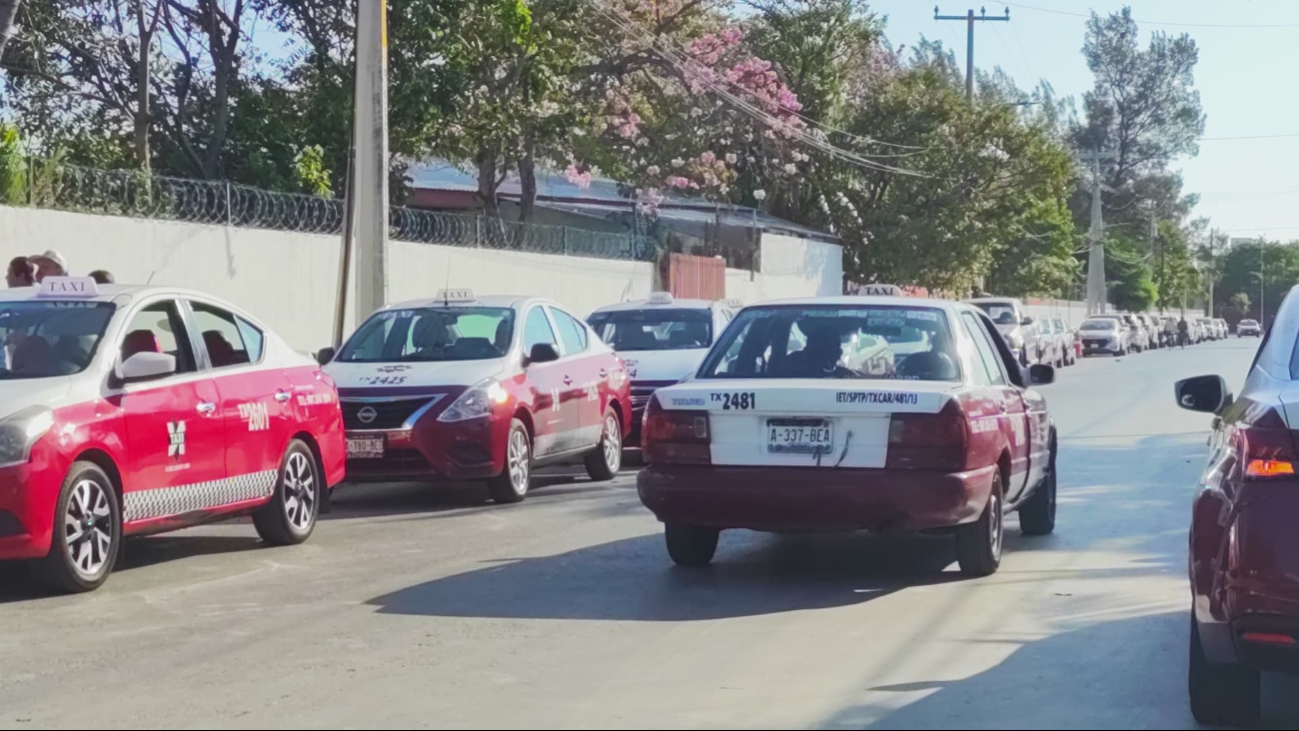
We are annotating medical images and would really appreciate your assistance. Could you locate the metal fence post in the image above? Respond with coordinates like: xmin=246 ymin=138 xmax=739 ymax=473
xmin=475 ymin=216 xmax=482 ymax=247
xmin=225 ymin=181 xmax=232 ymax=226
xmin=562 ymin=227 xmax=569 ymax=255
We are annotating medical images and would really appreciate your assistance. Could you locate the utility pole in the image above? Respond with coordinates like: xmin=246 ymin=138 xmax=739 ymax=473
xmin=1143 ymin=201 xmax=1162 ymax=313
xmin=935 ymin=6 xmax=1011 ymax=101
xmin=351 ymin=0 xmax=390 ymax=325
xmin=1081 ymin=150 xmax=1113 ymax=315
xmin=1206 ymin=229 xmax=1218 ymax=318
xmin=1260 ymin=240 xmax=1267 ymax=329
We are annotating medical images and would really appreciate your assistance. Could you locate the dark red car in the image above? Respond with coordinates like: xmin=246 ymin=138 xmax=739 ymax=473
xmin=1177 ymin=285 xmax=1299 ymax=725
xmin=637 ymin=297 xmax=1058 ymax=577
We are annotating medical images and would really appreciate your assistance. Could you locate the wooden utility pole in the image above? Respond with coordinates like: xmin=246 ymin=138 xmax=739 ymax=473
xmin=935 ymin=6 xmax=1011 ymax=101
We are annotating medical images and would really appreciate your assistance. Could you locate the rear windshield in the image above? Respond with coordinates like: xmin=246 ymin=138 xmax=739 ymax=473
xmin=0 ymin=301 xmax=116 ymax=378
xmin=1080 ymin=319 xmax=1118 ymax=331
xmin=697 ymin=305 xmax=960 ymax=381
xmin=587 ymin=308 xmax=712 ymax=351
xmin=1241 ymin=320 xmax=1258 ymax=326
xmin=971 ymin=302 xmax=1019 ymax=325
xmin=338 ymin=307 xmax=515 ymax=363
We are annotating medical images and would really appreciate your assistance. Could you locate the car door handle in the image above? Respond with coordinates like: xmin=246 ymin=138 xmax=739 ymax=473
xmin=275 ymin=391 xmax=292 ymax=403
xmin=196 ymin=401 xmax=217 ymax=416
xmin=598 ymin=368 xmax=608 ymax=379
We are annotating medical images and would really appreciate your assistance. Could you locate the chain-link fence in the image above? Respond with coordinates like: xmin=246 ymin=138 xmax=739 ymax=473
xmin=0 ymin=156 xmax=655 ymax=262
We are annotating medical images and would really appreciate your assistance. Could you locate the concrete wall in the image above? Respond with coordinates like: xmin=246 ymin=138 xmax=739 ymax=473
xmin=2 ymin=207 xmax=842 ymax=351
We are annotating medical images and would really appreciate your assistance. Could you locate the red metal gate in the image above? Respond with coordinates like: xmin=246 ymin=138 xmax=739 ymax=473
xmin=664 ymin=253 xmax=725 ymax=300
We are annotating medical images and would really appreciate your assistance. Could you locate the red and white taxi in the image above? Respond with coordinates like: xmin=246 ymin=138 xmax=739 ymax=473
xmin=638 ymin=296 xmax=1058 ymax=576
xmin=0 ymin=278 xmax=345 ymax=592
xmin=321 ymin=290 xmax=631 ymax=502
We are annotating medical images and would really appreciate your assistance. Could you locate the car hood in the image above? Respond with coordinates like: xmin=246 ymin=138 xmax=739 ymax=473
xmin=621 ymin=348 xmax=709 ymax=383
xmin=325 ymin=359 xmax=508 ymax=391
xmin=0 ymin=377 xmax=74 ymax=420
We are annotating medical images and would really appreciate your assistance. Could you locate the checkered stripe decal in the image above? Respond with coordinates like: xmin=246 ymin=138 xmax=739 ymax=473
xmin=532 ymin=424 xmax=605 ymax=456
xmin=124 ymin=470 xmax=279 ymax=523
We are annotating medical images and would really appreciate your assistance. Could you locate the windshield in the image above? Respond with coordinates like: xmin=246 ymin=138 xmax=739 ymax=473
xmin=587 ymin=308 xmax=712 ymax=351
xmin=338 ymin=307 xmax=515 ymax=363
xmin=0 ymin=301 xmax=115 ymax=379
xmin=698 ymin=305 xmax=960 ymax=381
xmin=970 ymin=302 xmax=1019 ymax=325
xmin=1080 ymin=320 xmax=1118 ymax=332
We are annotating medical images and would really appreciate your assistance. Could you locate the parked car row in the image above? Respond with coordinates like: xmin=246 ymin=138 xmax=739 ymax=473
xmin=1073 ymin=312 xmax=1233 ymax=356
xmin=964 ymin=297 xmax=1077 ymax=369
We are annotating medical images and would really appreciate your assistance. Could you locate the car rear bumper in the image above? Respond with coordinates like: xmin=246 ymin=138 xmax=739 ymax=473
xmin=637 ymin=463 xmax=997 ymax=532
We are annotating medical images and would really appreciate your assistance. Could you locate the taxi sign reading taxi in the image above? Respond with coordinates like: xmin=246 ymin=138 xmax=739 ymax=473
xmin=648 ymin=292 xmax=675 ymax=305
xmin=38 ymin=276 xmax=100 ymax=298
xmin=858 ymin=284 xmax=904 ymax=297
xmin=436 ymin=288 xmax=476 ymax=303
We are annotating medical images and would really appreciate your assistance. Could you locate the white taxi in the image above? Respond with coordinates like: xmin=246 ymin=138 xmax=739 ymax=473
xmin=320 ymin=290 xmax=632 ymax=502
xmin=586 ymin=293 xmax=735 ymax=445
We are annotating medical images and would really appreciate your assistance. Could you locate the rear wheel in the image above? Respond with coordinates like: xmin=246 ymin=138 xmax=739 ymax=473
xmin=254 ymin=440 xmax=320 ymax=546
xmin=1189 ymin=614 xmax=1260 ymax=727
xmin=33 ymin=461 xmax=120 ymax=593
xmin=956 ymin=472 xmax=1003 ymax=577
xmin=584 ymin=407 xmax=622 ymax=482
xmin=488 ymin=419 xmax=531 ymax=504
xmin=1020 ymin=448 xmax=1057 ymax=536
xmin=665 ymin=524 xmax=719 ymax=567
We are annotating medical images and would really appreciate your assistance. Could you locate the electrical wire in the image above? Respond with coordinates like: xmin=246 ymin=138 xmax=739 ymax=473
xmin=1002 ymin=1 xmax=1299 ymax=29
xmin=1199 ymin=132 xmax=1299 ymax=141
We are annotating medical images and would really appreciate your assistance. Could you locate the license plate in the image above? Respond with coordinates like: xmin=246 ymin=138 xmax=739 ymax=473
xmin=347 ymin=435 xmax=385 ymax=459
xmin=767 ymin=418 xmax=833 ymax=454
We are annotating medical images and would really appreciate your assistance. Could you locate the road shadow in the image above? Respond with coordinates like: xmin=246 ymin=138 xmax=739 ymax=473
xmin=368 ymin=531 xmax=967 ymax=622
xmin=822 ymin=611 xmax=1299 ymax=730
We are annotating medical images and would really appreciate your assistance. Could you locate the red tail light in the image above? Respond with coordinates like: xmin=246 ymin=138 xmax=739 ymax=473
xmin=886 ymin=401 xmax=969 ymax=471
xmin=1236 ymin=404 xmax=1298 ymax=480
xmin=642 ymin=396 xmax=711 ymax=465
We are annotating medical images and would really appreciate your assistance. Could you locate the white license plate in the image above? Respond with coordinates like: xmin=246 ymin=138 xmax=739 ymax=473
xmin=767 ymin=419 xmax=833 ymax=454
xmin=347 ymin=435 xmax=385 ymax=459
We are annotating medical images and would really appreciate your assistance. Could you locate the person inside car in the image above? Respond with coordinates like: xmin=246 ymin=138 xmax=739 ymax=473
xmin=896 ymin=328 xmax=959 ymax=381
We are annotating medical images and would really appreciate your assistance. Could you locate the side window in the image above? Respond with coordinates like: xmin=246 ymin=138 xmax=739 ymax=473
xmin=236 ymin=317 xmax=265 ymax=362
xmin=523 ymin=307 xmax=558 ymax=352
xmin=550 ymin=308 xmax=588 ymax=355
xmin=190 ymin=302 xmax=252 ymax=369
xmin=959 ymin=313 xmax=995 ymax=386
xmin=962 ymin=312 xmax=1008 ymax=386
xmin=121 ymin=300 xmax=197 ymax=374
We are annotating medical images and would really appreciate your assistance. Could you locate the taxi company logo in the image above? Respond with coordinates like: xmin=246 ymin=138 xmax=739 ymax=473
xmin=239 ymin=402 xmax=270 ymax=432
xmin=670 ymin=397 xmax=706 ymax=407
xmin=357 ymin=406 xmax=379 ymax=425
xmin=375 ymin=365 xmax=411 ymax=374
xmin=167 ymin=421 xmax=187 ymax=458
xmin=836 ymin=391 xmax=919 ymax=405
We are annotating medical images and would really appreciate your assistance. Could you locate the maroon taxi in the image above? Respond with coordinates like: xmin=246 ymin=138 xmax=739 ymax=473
xmin=638 ymin=296 xmax=1058 ymax=576
xmin=321 ymin=291 xmax=631 ymax=503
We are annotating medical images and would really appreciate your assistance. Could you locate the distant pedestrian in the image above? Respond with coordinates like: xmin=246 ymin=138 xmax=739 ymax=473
xmin=6 ymin=257 xmax=35 ymax=288
xmin=29 ymin=250 xmax=68 ymax=282
xmin=89 ymin=270 xmax=115 ymax=285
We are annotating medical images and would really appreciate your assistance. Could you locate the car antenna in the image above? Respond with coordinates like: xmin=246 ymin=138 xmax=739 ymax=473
xmin=443 ymin=264 xmax=451 ymax=306
xmin=145 ymin=270 xmax=156 ymax=285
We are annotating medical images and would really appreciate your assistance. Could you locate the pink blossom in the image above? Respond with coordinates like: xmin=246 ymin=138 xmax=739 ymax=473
xmin=703 ymin=172 xmax=719 ymax=187
xmin=699 ymin=151 xmax=716 ymax=164
xmin=647 ymin=165 xmax=661 ymax=176
xmin=667 ymin=176 xmax=690 ymax=189
xmin=565 ymin=164 xmax=592 ymax=189
xmin=725 ymin=153 xmax=738 ymax=165
xmin=753 ymin=190 xmax=767 ymax=201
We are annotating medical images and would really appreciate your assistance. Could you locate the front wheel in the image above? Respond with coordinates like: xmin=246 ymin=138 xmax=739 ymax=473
xmin=33 ymin=461 xmax=121 ymax=593
xmin=1189 ymin=614 xmax=1260 ymax=726
xmin=254 ymin=440 xmax=320 ymax=546
xmin=956 ymin=472 xmax=1004 ymax=577
xmin=1020 ymin=449 xmax=1057 ymax=536
xmin=488 ymin=419 xmax=531 ymax=504
xmin=665 ymin=524 xmax=719 ymax=567
xmin=584 ymin=407 xmax=623 ymax=482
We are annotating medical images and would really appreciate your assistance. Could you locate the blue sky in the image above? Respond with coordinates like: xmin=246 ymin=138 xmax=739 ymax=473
xmin=875 ymin=0 xmax=1299 ymax=240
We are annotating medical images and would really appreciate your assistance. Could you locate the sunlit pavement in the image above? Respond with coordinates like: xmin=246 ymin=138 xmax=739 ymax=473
xmin=0 ymin=338 xmax=1287 ymax=729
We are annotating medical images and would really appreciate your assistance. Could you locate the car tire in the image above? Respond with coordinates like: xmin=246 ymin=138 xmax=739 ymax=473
xmin=956 ymin=472 xmax=1004 ymax=577
xmin=584 ymin=407 xmax=623 ymax=482
xmin=254 ymin=440 xmax=320 ymax=546
xmin=665 ymin=524 xmax=720 ymax=567
xmin=487 ymin=418 xmax=531 ymax=504
xmin=1020 ymin=447 xmax=1057 ymax=536
xmin=1189 ymin=614 xmax=1260 ymax=727
xmin=32 ymin=461 xmax=121 ymax=594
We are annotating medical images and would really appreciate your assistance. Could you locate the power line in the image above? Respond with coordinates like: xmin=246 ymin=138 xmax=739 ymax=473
xmin=1199 ymin=132 xmax=1299 ymax=141
xmin=1002 ymin=1 xmax=1299 ymax=28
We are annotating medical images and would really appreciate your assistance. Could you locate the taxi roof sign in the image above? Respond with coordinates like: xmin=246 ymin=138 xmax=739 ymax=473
xmin=858 ymin=284 xmax=904 ymax=297
xmin=38 ymin=276 xmax=100 ymax=298
xmin=721 ymin=298 xmax=744 ymax=308
xmin=435 ymin=288 xmax=476 ymax=304
xmin=647 ymin=292 xmax=675 ymax=305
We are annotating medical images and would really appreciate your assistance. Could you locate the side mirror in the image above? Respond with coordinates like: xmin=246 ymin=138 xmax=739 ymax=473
xmin=1176 ymin=375 xmax=1232 ymax=414
xmin=1021 ymin=316 xmax=1035 ymax=326
xmin=526 ymin=343 xmax=561 ymax=365
xmin=117 ymin=352 xmax=176 ymax=383
xmin=1028 ymin=363 xmax=1055 ymax=386
xmin=316 ymin=347 xmax=336 ymax=366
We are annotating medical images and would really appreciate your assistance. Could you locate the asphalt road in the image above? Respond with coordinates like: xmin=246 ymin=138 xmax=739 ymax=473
xmin=0 ymin=337 xmax=1288 ymax=730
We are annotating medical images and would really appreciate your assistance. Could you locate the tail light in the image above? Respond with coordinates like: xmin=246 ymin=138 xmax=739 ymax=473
xmin=886 ymin=401 xmax=969 ymax=471
xmin=1235 ymin=403 xmax=1299 ymax=479
xmin=642 ymin=396 xmax=711 ymax=465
